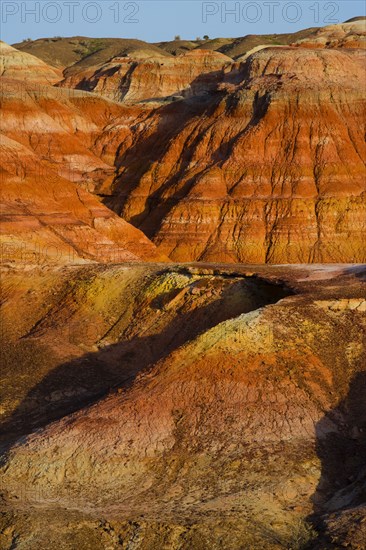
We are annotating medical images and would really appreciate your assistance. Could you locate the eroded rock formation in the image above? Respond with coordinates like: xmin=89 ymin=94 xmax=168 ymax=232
xmin=293 ymin=19 xmax=366 ymax=49
xmin=103 ymin=47 xmax=366 ymax=263
xmin=4 ymin=23 xmax=366 ymax=265
xmin=0 ymin=78 xmax=166 ymax=263
xmin=0 ymin=41 xmax=61 ymax=84
xmin=1 ymin=23 xmax=366 ymax=548
xmin=59 ymin=49 xmax=233 ymax=103
xmin=0 ymin=264 xmax=365 ymax=548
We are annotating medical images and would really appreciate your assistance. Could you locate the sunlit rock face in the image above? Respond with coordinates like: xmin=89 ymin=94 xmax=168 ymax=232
xmin=59 ymin=49 xmax=233 ymax=103
xmin=0 ymin=41 xmax=62 ymax=84
xmin=293 ymin=19 xmax=366 ymax=49
xmin=103 ymin=47 xmax=366 ymax=263
xmin=0 ymin=78 xmax=167 ymax=264
xmin=4 ymin=28 xmax=365 ymax=265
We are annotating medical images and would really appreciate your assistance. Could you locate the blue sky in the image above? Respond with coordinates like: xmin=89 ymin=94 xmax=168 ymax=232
xmin=1 ymin=1 xmax=365 ymax=45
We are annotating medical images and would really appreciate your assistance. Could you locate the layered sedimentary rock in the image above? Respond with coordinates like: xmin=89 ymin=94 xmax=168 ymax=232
xmin=293 ymin=19 xmax=366 ymax=49
xmin=1 ymin=21 xmax=366 ymax=550
xmin=0 ymin=74 xmax=166 ymax=263
xmin=0 ymin=133 xmax=165 ymax=264
xmin=1 ymin=264 xmax=365 ymax=548
xmin=0 ymin=41 xmax=61 ymax=84
xmin=2 ymin=31 xmax=366 ymax=265
xmin=0 ymin=77 xmax=153 ymax=192
xmin=59 ymin=49 xmax=233 ymax=103
xmin=104 ymin=47 xmax=366 ymax=263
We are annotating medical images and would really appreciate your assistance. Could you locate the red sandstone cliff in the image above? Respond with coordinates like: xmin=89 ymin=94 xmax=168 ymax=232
xmin=1 ymin=28 xmax=365 ymax=266
xmin=0 ymin=76 xmax=166 ymax=263
xmin=103 ymin=47 xmax=366 ymax=263
xmin=59 ymin=49 xmax=233 ymax=103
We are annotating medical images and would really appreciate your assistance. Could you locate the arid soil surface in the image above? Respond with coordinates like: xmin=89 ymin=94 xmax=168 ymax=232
xmin=0 ymin=263 xmax=365 ymax=549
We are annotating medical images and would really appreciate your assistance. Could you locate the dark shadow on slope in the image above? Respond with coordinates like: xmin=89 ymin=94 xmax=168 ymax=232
xmin=131 ymin=85 xmax=273 ymax=241
xmin=103 ymin=91 xmax=225 ymax=226
xmin=0 ymin=275 xmax=292 ymax=465
xmin=103 ymin=67 xmax=274 ymax=244
xmin=308 ymin=371 xmax=366 ymax=542
xmin=102 ymin=62 xmax=249 ymax=237
xmin=343 ymin=265 xmax=366 ymax=281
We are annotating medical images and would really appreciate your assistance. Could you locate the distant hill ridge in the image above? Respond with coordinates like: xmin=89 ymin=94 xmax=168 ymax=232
xmin=9 ymin=27 xmax=321 ymax=68
xmin=12 ymin=17 xmax=365 ymax=71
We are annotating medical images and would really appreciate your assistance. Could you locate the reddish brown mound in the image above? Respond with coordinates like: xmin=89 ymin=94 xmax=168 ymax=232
xmin=0 ymin=264 xmax=365 ymax=548
xmin=59 ymin=49 xmax=233 ymax=103
xmin=0 ymin=77 xmax=154 ymax=192
xmin=0 ymin=136 xmax=166 ymax=264
xmin=0 ymin=41 xmax=61 ymax=84
xmin=104 ymin=47 xmax=366 ymax=263
xmin=293 ymin=20 xmax=366 ymax=49
xmin=0 ymin=79 xmax=167 ymax=264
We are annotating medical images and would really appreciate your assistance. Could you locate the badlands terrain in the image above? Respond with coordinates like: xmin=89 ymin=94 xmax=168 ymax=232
xmin=0 ymin=17 xmax=366 ymax=550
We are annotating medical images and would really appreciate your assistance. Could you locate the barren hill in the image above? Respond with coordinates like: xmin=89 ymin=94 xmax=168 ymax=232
xmin=1 ymin=263 xmax=365 ymax=547
xmin=1 ymin=20 xmax=366 ymax=550
xmin=6 ymin=22 xmax=366 ymax=264
xmin=12 ymin=36 xmax=172 ymax=69
xmin=0 ymin=58 xmax=167 ymax=263
xmin=102 ymin=47 xmax=366 ymax=263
